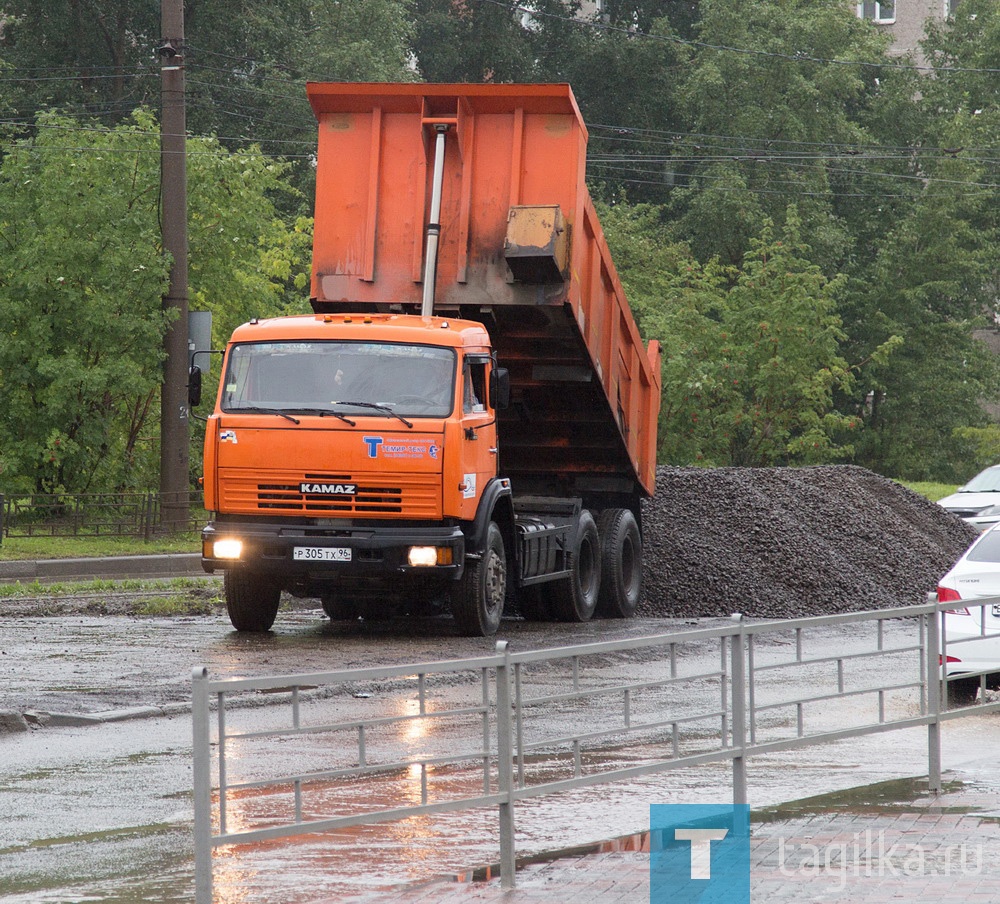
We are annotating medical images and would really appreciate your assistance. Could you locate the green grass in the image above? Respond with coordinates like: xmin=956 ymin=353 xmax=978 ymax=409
xmin=899 ymin=481 xmax=959 ymax=503
xmin=0 ymin=576 xmax=225 ymax=616
xmin=0 ymin=533 xmax=200 ymax=561
xmin=0 ymin=576 xmax=212 ymax=598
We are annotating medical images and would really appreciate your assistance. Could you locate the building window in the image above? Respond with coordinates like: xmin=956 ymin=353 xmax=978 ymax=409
xmin=858 ymin=0 xmax=895 ymax=23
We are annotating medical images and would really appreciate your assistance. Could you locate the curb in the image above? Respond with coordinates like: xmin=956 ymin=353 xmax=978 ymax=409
xmin=0 ymin=702 xmax=195 ymax=733
xmin=0 ymin=553 xmax=204 ymax=584
xmin=449 ymin=830 xmax=653 ymax=884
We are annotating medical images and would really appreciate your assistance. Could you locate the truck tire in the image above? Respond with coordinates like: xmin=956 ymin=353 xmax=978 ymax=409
xmin=451 ymin=522 xmax=506 ymax=636
xmin=224 ymin=570 xmax=281 ymax=632
xmin=596 ymin=508 xmax=642 ymax=618
xmin=550 ymin=510 xmax=601 ymax=622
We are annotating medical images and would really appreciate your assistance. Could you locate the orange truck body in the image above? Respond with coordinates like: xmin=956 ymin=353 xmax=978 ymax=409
xmin=201 ymin=83 xmax=661 ymax=634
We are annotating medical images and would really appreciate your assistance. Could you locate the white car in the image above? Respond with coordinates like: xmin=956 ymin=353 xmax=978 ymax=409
xmin=938 ymin=464 xmax=1000 ymax=530
xmin=937 ymin=522 xmax=1000 ymax=702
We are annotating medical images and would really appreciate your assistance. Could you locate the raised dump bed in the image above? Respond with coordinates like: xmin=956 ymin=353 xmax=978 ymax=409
xmin=306 ymin=82 xmax=661 ymax=501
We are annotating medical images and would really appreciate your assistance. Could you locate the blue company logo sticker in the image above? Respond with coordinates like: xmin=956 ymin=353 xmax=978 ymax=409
xmin=650 ymin=805 xmax=750 ymax=903
xmin=363 ymin=436 xmax=439 ymax=460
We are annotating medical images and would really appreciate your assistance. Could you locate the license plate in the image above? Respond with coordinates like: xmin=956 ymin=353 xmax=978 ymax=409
xmin=293 ymin=546 xmax=351 ymax=562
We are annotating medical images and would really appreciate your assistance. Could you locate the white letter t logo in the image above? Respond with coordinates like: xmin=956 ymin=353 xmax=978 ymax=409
xmin=674 ymin=828 xmax=729 ymax=879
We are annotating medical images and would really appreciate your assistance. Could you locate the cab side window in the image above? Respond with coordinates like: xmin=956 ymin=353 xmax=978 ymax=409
xmin=463 ymin=360 xmax=487 ymax=413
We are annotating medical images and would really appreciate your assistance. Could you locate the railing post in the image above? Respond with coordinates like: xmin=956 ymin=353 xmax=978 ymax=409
xmin=925 ymin=593 xmax=942 ymax=793
xmin=192 ymin=666 xmax=214 ymax=904
xmin=495 ymin=641 xmax=517 ymax=888
xmin=730 ymin=615 xmax=748 ymax=806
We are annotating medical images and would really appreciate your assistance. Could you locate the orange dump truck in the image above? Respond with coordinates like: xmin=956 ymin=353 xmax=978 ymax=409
xmin=200 ymin=83 xmax=661 ymax=635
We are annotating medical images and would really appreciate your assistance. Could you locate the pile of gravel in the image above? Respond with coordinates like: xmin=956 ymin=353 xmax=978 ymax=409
xmin=639 ymin=465 xmax=979 ymax=619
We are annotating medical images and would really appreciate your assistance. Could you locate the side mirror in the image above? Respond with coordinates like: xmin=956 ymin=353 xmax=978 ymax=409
xmin=490 ymin=367 xmax=511 ymax=410
xmin=188 ymin=365 xmax=203 ymax=408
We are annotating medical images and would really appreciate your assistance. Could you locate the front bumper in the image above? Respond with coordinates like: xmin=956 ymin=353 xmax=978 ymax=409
xmin=201 ymin=519 xmax=465 ymax=578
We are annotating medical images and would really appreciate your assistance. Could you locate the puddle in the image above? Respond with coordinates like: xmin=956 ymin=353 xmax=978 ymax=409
xmin=754 ymin=775 xmax=971 ymax=823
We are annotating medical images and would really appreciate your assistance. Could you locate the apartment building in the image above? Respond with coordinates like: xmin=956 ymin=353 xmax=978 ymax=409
xmin=858 ymin=0 xmax=959 ymax=57
xmin=576 ymin=2 xmax=957 ymax=59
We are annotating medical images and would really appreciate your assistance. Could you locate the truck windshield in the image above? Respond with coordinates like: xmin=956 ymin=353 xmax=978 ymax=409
xmin=221 ymin=341 xmax=456 ymax=418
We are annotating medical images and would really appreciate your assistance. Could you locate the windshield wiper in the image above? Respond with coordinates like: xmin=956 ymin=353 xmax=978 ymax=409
xmin=226 ymin=405 xmax=301 ymax=424
xmin=331 ymin=400 xmax=413 ymax=429
xmin=282 ymin=407 xmax=357 ymax=426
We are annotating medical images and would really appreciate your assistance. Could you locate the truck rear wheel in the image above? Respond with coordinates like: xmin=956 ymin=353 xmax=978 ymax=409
xmin=596 ymin=508 xmax=642 ymax=618
xmin=451 ymin=522 xmax=506 ymax=636
xmin=550 ymin=510 xmax=601 ymax=622
xmin=224 ymin=570 xmax=281 ymax=632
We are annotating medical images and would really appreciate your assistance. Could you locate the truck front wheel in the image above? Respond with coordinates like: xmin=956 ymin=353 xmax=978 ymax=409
xmin=224 ymin=570 xmax=281 ymax=632
xmin=451 ymin=522 xmax=506 ymax=636
xmin=550 ymin=510 xmax=601 ymax=622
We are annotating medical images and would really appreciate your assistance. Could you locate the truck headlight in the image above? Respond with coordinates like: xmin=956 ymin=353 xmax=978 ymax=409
xmin=212 ymin=538 xmax=244 ymax=560
xmin=407 ymin=546 xmax=453 ymax=567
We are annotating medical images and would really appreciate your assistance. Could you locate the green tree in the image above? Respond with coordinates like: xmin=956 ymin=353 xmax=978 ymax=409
xmin=669 ymin=0 xmax=901 ymax=270
xmin=0 ymin=0 xmax=415 ymax=194
xmin=0 ymin=1 xmax=160 ymax=124
xmin=602 ymin=200 xmax=855 ymax=466
xmin=0 ymin=110 xmax=310 ymax=495
xmin=829 ymin=0 xmax=1000 ymax=480
xmin=0 ymin=110 xmax=170 ymax=494
xmin=413 ymin=0 xmax=543 ymax=82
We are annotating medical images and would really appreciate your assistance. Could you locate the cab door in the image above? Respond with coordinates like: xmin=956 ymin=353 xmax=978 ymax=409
xmin=448 ymin=353 xmax=499 ymax=519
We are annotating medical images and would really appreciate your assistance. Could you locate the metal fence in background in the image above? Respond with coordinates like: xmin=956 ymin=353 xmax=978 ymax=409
xmin=191 ymin=595 xmax=1000 ymax=903
xmin=0 ymin=491 xmax=205 ymax=540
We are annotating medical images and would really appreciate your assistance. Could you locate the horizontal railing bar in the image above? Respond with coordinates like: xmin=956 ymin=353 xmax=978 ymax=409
xmin=521 ymin=709 xmax=729 ymax=752
xmin=224 ymin=703 xmax=490 ymax=742
xmin=516 ymin=669 xmax=725 ymax=708
xmin=740 ymin=607 xmax=937 ymax=634
xmin=507 ymin=627 xmax=738 ymax=664
xmin=751 ymin=680 xmax=921 ymax=714
xmin=211 ymin=792 xmax=508 ymax=848
xmin=207 ymin=655 xmax=505 ymax=694
xmin=749 ymin=643 xmax=923 ymax=673
xmin=937 ymin=699 xmax=1000 ymax=720
xmin=945 ymin=632 xmax=1000 ymax=648
xmin=742 ymin=713 xmax=935 ymax=755
xmin=512 ymin=746 xmax=741 ymax=801
xmin=221 ymin=750 xmax=492 ymax=794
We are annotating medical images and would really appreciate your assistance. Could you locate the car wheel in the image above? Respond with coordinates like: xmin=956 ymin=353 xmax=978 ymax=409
xmin=947 ymin=675 xmax=981 ymax=707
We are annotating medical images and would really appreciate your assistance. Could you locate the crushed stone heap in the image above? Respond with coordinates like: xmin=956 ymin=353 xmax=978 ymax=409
xmin=639 ymin=465 xmax=979 ymax=619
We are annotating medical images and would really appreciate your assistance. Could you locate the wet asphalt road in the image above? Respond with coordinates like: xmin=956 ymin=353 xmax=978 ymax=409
xmin=4 ymin=602 xmax=1000 ymax=903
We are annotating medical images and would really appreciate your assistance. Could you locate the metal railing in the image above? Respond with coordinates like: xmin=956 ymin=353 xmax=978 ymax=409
xmin=191 ymin=595 xmax=1000 ymax=902
xmin=0 ymin=491 xmax=204 ymax=539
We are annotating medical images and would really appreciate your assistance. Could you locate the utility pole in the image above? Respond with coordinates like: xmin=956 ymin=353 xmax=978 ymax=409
xmin=158 ymin=0 xmax=189 ymax=530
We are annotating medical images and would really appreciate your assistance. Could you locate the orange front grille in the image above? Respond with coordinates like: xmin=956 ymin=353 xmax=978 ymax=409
xmin=219 ymin=471 xmax=442 ymax=518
